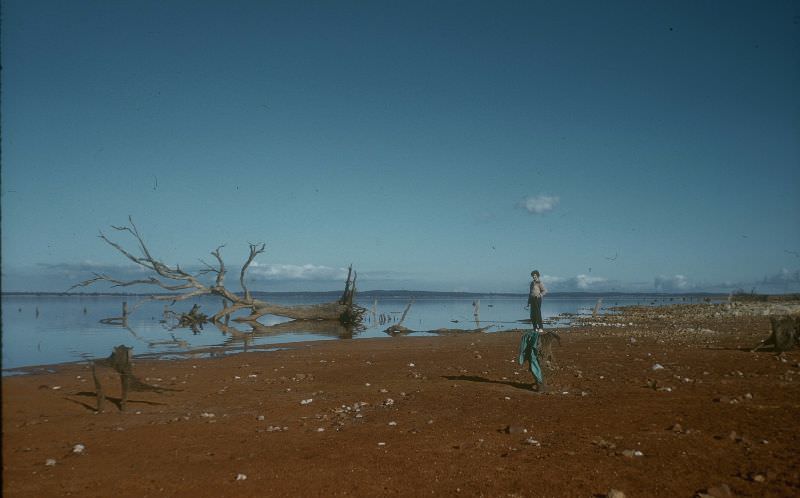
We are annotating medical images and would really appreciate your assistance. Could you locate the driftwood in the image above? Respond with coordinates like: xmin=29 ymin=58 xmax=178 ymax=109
xmin=91 ymin=345 xmax=178 ymax=412
xmin=68 ymin=218 xmax=365 ymax=327
xmin=177 ymin=304 xmax=208 ymax=333
xmin=751 ymin=315 xmax=800 ymax=353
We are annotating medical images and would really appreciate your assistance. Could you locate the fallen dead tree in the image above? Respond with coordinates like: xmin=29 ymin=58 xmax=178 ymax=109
xmin=69 ymin=218 xmax=365 ymax=327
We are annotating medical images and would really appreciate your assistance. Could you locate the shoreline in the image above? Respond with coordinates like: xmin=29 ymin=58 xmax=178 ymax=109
xmin=3 ymin=301 xmax=799 ymax=497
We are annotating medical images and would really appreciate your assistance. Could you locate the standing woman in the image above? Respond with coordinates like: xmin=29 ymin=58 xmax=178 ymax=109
xmin=520 ymin=269 xmax=548 ymax=392
xmin=527 ymin=270 xmax=547 ymax=332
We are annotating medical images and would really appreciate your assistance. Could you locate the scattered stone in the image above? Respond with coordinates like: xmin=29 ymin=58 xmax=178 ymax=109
xmin=652 ymin=363 xmax=665 ymax=371
xmin=669 ymin=423 xmax=683 ymax=433
xmin=45 ymin=458 xmax=56 ymax=466
xmin=606 ymin=490 xmax=626 ymax=498
xmin=72 ymin=444 xmax=85 ymax=454
xmin=383 ymin=398 xmax=394 ymax=406
xmin=696 ymin=483 xmax=733 ymax=498
xmin=300 ymin=399 xmax=313 ymax=405
xmin=236 ymin=473 xmax=247 ymax=481
xmin=592 ymin=438 xmax=617 ymax=450
xmin=524 ymin=437 xmax=541 ymax=446
xmin=502 ymin=425 xmax=527 ymax=435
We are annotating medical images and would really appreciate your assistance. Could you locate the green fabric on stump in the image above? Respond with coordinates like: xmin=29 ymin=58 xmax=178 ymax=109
xmin=518 ymin=331 xmax=543 ymax=384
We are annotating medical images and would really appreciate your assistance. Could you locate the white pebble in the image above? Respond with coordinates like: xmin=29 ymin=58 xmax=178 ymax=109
xmin=72 ymin=444 xmax=85 ymax=454
xmin=236 ymin=473 xmax=247 ymax=481
xmin=45 ymin=458 xmax=56 ymax=466
xmin=300 ymin=399 xmax=313 ymax=405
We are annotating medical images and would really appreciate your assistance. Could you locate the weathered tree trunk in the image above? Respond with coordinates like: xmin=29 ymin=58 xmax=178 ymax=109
xmin=69 ymin=218 xmax=365 ymax=328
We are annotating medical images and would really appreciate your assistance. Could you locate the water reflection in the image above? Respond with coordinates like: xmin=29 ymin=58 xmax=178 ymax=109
xmin=1 ymin=293 xmax=711 ymax=371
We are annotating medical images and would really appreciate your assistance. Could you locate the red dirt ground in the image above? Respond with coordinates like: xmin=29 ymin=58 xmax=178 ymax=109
xmin=3 ymin=303 xmax=799 ymax=497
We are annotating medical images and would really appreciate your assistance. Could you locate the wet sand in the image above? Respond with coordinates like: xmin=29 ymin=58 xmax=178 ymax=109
xmin=3 ymin=302 xmax=799 ymax=497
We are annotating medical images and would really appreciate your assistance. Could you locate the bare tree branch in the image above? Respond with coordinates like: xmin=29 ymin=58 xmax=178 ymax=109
xmin=240 ymin=243 xmax=265 ymax=302
xmin=69 ymin=219 xmax=364 ymax=327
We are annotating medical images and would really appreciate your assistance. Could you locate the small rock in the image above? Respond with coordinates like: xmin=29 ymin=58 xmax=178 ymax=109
xmin=502 ymin=425 xmax=527 ymax=435
xmin=652 ymin=363 xmax=665 ymax=371
xmin=236 ymin=473 xmax=247 ymax=481
xmin=697 ymin=483 xmax=733 ymax=498
xmin=45 ymin=458 xmax=56 ymax=466
xmin=592 ymin=438 xmax=616 ymax=450
xmin=72 ymin=444 xmax=85 ymax=454
xmin=606 ymin=490 xmax=626 ymax=498
xmin=524 ymin=437 xmax=540 ymax=446
xmin=300 ymin=399 xmax=313 ymax=405
xmin=669 ymin=423 xmax=683 ymax=433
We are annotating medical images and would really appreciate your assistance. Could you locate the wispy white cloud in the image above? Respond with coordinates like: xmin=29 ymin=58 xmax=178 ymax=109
xmin=541 ymin=274 xmax=609 ymax=291
xmin=761 ymin=268 xmax=800 ymax=285
xmin=248 ymin=263 xmax=348 ymax=281
xmin=516 ymin=195 xmax=559 ymax=215
xmin=654 ymin=274 xmax=692 ymax=292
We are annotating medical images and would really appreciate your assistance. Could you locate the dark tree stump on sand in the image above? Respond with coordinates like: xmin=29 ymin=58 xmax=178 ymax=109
xmin=91 ymin=345 xmax=179 ymax=412
xmin=751 ymin=315 xmax=800 ymax=353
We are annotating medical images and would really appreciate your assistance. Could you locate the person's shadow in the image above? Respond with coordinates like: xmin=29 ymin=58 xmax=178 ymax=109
xmin=442 ymin=375 xmax=533 ymax=391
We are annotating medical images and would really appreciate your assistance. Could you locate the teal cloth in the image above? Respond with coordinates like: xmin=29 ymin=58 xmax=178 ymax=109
xmin=518 ymin=331 xmax=543 ymax=384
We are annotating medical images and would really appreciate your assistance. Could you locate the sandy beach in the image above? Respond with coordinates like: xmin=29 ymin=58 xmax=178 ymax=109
xmin=3 ymin=301 xmax=799 ymax=497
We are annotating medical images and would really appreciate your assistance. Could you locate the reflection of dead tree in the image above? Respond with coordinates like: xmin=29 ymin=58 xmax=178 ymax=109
xmin=68 ymin=218 xmax=365 ymax=327
xmin=214 ymin=319 xmax=354 ymax=347
xmin=385 ymin=325 xmax=493 ymax=336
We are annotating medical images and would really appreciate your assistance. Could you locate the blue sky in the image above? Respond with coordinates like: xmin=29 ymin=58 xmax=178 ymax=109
xmin=2 ymin=0 xmax=799 ymax=294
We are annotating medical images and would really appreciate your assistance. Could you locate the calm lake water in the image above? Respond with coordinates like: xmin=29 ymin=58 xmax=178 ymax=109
xmin=1 ymin=293 xmax=694 ymax=373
